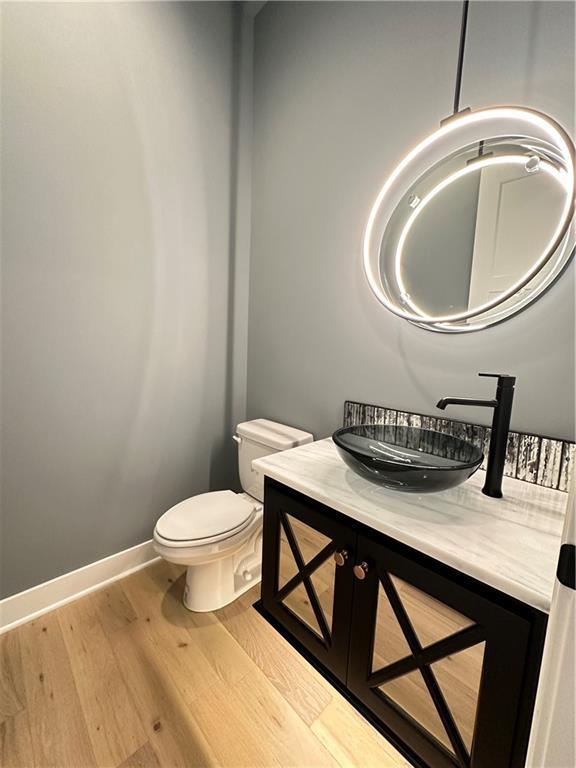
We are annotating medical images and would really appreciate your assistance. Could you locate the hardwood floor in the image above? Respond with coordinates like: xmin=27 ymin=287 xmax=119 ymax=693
xmin=0 ymin=560 xmax=410 ymax=767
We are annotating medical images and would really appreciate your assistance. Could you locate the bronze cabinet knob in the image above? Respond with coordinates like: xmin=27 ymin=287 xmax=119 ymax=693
xmin=333 ymin=549 xmax=349 ymax=566
xmin=353 ymin=561 xmax=369 ymax=580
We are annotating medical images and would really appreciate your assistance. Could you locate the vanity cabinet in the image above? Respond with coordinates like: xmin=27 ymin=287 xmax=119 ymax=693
xmin=259 ymin=479 xmax=547 ymax=768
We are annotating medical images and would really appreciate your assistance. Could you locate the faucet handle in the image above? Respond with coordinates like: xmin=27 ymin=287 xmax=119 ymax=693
xmin=479 ymin=372 xmax=516 ymax=387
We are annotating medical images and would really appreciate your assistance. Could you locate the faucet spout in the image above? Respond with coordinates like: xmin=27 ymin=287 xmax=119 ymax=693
xmin=436 ymin=397 xmax=498 ymax=411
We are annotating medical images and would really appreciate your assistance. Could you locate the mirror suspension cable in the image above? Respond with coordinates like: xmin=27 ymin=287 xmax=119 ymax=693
xmin=453 ymin=0 xmax=470 ymax=115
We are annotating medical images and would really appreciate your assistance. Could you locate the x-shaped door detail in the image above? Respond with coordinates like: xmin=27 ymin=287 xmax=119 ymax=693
xmin=370 ymin=570 xmax=486 ymax=768
xmin=275 ymin=511 xmax=336 ymax=647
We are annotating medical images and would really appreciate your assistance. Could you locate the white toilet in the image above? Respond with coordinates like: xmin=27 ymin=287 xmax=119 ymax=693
xmin=153 ymin=419 xmax=313 ymax=612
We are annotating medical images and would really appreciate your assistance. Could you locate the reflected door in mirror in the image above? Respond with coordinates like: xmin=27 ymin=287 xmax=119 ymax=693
xmin=468 ymin=160 xmax=565 ymax=307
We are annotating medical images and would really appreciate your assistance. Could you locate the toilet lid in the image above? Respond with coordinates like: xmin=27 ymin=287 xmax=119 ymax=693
xmin=155 ymin=490 xmax=257 ymax=543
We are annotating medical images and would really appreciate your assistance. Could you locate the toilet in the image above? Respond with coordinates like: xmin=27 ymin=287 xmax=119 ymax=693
xmin=153 ymin=419 xmax=313 ymax=612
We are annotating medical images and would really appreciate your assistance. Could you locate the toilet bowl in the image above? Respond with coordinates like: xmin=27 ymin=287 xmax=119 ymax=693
xmin=153 ymin=419 xmax=313 ymax=611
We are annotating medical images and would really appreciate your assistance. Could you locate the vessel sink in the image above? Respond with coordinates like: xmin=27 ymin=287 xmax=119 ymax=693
xmin=332 ymin=424 xmax=483 ymax=493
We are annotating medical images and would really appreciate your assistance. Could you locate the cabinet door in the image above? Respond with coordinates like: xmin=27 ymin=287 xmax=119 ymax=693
xmin=347 ymin=534 xmax=545 ymax=768
xmin=260 ymin=480 xmax=356 ymax=681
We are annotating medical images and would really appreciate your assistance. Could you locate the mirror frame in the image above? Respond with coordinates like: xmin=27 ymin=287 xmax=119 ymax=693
xmin=363 ymin=106 xmax=575 ymax=332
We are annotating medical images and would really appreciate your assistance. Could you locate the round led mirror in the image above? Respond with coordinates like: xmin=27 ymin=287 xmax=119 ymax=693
xmin=363 ymin=107 xmax=575 ymax=332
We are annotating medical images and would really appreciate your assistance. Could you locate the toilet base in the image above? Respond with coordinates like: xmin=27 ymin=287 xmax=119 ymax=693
xmin=181 ymin=528 xmax=262 ymax=612
xmin=183 ymin=561 xmax=261 ymax=612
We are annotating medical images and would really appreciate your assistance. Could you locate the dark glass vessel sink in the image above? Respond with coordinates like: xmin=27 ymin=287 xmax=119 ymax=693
xmin=333 ymin=424 xmax=483 ymax=493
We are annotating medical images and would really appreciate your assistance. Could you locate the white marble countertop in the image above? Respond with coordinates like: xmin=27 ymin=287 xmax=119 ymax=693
xmin=253 ymin=438 xmax=568 ymax=613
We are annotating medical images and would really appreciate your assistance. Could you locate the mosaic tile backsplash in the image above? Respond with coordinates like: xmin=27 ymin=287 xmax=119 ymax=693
xmin=343 ymin=401 xmax=575 ymax=493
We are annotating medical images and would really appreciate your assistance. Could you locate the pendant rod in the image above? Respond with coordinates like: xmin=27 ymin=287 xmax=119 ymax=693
xmin=453 ymin=0 xmax=470 ymax=114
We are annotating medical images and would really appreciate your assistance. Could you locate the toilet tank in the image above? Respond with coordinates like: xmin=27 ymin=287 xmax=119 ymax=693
xmin=235 ymin=419 xmax=313 ymax=502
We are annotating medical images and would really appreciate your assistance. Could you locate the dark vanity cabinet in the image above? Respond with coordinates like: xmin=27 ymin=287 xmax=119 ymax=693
xmin=259 ymin=479 xmax=548 ymax=768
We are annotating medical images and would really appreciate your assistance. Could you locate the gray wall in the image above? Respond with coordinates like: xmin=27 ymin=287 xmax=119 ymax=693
xmin=0 ymin=2 xmax=241 ymax=598
xmin=247 ymin=1 xmax=575 ymax=442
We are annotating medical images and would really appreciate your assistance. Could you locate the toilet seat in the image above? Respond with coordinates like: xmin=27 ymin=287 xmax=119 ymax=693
xmin=155 ymin=490 xmax=257 ymax=547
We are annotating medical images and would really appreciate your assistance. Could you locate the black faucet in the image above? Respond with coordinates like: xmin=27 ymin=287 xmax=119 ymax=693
xmin=436 ymin=373 xmax=516 ymax=499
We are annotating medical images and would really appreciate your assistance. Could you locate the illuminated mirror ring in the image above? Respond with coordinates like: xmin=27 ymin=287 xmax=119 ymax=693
xmin=363 ymin=106 xmax=575 ymax=332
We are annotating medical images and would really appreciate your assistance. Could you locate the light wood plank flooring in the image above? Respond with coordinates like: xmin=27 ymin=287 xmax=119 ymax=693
xmin=0 ymin=560 xmax=410 ymax=767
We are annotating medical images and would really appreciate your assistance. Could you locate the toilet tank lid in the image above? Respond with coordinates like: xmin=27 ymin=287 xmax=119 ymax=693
xmin=236 ymin=419 xmax=313 ymax=451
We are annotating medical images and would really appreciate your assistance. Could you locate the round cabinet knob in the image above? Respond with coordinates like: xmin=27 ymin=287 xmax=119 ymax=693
xmin=353 ymin=562 xmax=369 ymax=580
xmin=333 ymin=549 xmax=349 ymax=567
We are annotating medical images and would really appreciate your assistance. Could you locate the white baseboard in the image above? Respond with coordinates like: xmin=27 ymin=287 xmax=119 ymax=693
xmin=0 ymin=540 xmax=159 ymax=635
